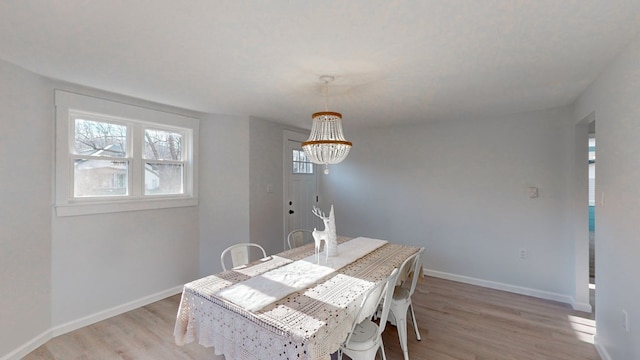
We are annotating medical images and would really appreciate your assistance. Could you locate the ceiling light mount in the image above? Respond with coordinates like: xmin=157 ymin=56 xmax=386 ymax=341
xmin=318 ymin=75 xmax=335 ymax=83
xmin=302 ymin=75 xmax=352 ymax=175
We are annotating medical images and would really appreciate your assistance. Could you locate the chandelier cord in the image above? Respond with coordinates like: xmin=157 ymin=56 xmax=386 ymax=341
xmin=324 ymin=79 xmax=329 ymax=111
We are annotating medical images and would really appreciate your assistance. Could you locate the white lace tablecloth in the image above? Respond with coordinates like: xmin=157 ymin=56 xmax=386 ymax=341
xmin=174 ymin=236 xmax=420 ymax=360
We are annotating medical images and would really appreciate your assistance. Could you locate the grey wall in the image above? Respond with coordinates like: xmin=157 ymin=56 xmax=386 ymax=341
xmin=199 ymin=113 xmax=251 ymax=276
xmin=0 ymin=59 xmax=252 ymax=359
xmin=320 ymin=107 xmax=579 ymax=300
xmin=574 ymin=32 xmax=640 ymax=360
xmin=49 ymin=83 xmax=203 ymax=330
xmin=0 ymin=60 xmax=53 ymax=358
xmin=249 ymin=117 xmax=286 ymax=255
xmin=249 ymin=117 xmax=309 ymax=255
xmin=51 ymin=207 xmax=200 ymax=324
xmin=4 ymin=31 xmax=640 ymax=357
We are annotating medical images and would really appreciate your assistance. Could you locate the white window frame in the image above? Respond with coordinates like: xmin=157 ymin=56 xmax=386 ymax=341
xmin=55 ymin=90 xmax=199 ymax=216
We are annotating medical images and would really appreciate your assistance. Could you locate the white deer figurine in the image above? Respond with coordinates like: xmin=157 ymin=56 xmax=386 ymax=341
xmin=311 ymin=205 xmax=338 ymax=262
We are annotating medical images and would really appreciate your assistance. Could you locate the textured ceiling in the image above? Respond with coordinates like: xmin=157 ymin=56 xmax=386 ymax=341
xmin=1 ymin=1 xmax=640 ymax=129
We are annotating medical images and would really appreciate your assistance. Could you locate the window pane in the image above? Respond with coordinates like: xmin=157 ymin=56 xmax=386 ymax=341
xmin=74 ymin=119 xmax=126 ymax=157
xmin=145 ymin=163 xmax=184 ymax=195
xmin=292 ymin=149 xmax=314 ymax=174
xmin=74 ymin=159 xmax=128 ymax=197
xmin=144 ymin=129 xmax=183 ymax=160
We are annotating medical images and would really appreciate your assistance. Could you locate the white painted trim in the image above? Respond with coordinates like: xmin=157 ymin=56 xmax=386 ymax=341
xmin=55 ymin=197 xmax=198 ymax=216
xmin=570 ymin=300 xmax=592 ymax=313
xmin=594 ymin=335 xmax=612 ymax=360
xmin=54 ymin=90 xmax=200 ymax=217
xmin=0 ymin=286 xmax=183 ymax=360
xmin=0 ymin=330 xmax=52 ymax=360
xmin=425 ymin=269 xmax=576 ymax=306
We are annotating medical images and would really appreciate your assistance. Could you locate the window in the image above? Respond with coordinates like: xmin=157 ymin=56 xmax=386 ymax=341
xmin=55 ymin=90 xmax=199 ymax=216
xmin=73 ymin=118 xmax=128 ymax=197
xmin=292 ymin=149 xmax=314 ymax=174
xmin=143 ymin=128 xmax=186 ymax=195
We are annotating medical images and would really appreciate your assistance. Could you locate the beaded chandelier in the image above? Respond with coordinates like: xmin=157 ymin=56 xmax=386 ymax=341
xmin=302 ymin=75 xmax=352 ymax=175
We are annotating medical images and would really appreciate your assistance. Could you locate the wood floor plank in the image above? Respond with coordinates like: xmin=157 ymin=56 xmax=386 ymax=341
xmin=24 ymin=276 xmax=599 ymax=360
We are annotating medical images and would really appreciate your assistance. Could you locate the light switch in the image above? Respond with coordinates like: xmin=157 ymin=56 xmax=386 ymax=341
xmin=528 ymin=187 xmax=538 ymax=198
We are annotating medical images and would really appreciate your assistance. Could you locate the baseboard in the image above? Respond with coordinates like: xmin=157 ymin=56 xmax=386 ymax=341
xmin=594 ymin=335 xmax=612 ymax=360
xmin=425 ymin=269 xmax=576 ymax=306
xmin=571 ymin=300 xmax=592 ymax=313
xmin=1 ymin=285 xmax=183 ymax=360
xmin=51 ymin=285 xmax=183 ymax=337
xmin=0 ymin=329 xmax=52 ymax=360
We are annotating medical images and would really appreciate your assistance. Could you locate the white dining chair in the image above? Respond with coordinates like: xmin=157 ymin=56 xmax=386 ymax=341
xmin=388 ymin=247 xmax=425 ymax=360
xmin=220 ymin=243 xmax=267 ymax=271
xmin=339 ymin=268 xmax=400 ymax=360
xmin=287 ymin=229 xmax=314 ymax=249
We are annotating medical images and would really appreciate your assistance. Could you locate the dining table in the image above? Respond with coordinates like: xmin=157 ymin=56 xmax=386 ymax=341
xmin=173 ymin=236 xmax=421 ymax=360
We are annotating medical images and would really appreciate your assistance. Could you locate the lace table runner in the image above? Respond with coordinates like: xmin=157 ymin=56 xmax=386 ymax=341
xmin=216 ymin=237 xmax=387 ymax=312
xmin=174 ymin=237 xmax=419 ymax=360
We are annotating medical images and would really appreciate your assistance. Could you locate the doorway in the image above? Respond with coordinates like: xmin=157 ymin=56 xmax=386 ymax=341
xmin=283 ymin=131 xmax=319 ymax=250
xmin=588 ymin=132 xmax=596 ymax=284
xmin=572 ymin=114 xmax=594 ymax=314
xmin=588 ymin=126 xmax=596 ymax=313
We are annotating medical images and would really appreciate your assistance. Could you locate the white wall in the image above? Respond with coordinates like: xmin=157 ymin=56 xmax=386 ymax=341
xmin=199 ymin=113 xmax=251 ymax=276
xmin=0 ymin=60 xmax=53 ymax=358
xmin=574 ymin=33 xmax=640 ymax=360
xmin=321 ymin=107 xmax=580 ymax=302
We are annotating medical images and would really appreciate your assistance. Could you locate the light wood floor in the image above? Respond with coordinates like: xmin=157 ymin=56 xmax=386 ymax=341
xmin=24 ymin=277 xmax=599 ymax=360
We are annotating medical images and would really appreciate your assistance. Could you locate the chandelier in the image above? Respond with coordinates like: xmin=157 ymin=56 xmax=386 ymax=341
xmin=302 ymin=75 xmax=352 ymax=175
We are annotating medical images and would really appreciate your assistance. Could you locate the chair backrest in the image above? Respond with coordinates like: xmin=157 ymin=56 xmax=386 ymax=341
xmin=220 ymin=243 xmax=267 ymax=271
xmin=287 ymin=229 xmax=314 ymax=249
xmin=345 ymin=268 xmax=400 ymax=345
xmin=377 ymin=268 xmax=401 ymax=335
xmin=397 ymin=247 xmax=425 ymax=297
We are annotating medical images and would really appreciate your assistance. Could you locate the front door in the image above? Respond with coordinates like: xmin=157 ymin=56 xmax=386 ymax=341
xmin=284 ymin=131 xmax=318 ymax=250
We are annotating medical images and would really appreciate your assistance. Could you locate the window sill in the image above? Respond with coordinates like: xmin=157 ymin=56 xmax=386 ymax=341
xmin=55 ymin=197 xmax=198 ymax=217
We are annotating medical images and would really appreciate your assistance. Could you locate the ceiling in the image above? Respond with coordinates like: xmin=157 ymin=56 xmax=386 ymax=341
xmin=1 ymin=1 xmax=640 ymax=130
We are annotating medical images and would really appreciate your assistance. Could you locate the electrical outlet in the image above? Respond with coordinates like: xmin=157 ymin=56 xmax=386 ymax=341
xmin=519 ymin=248 xmax=528 ymax=259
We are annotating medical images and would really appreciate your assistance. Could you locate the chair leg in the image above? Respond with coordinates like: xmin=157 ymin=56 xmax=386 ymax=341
xmin=409 ymin=302 xmax=421 ymax=341
xmin=379 ymin=342 xmax=387 ymax=360
xmin=397 ymin=316 xmax=409 ymax=360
